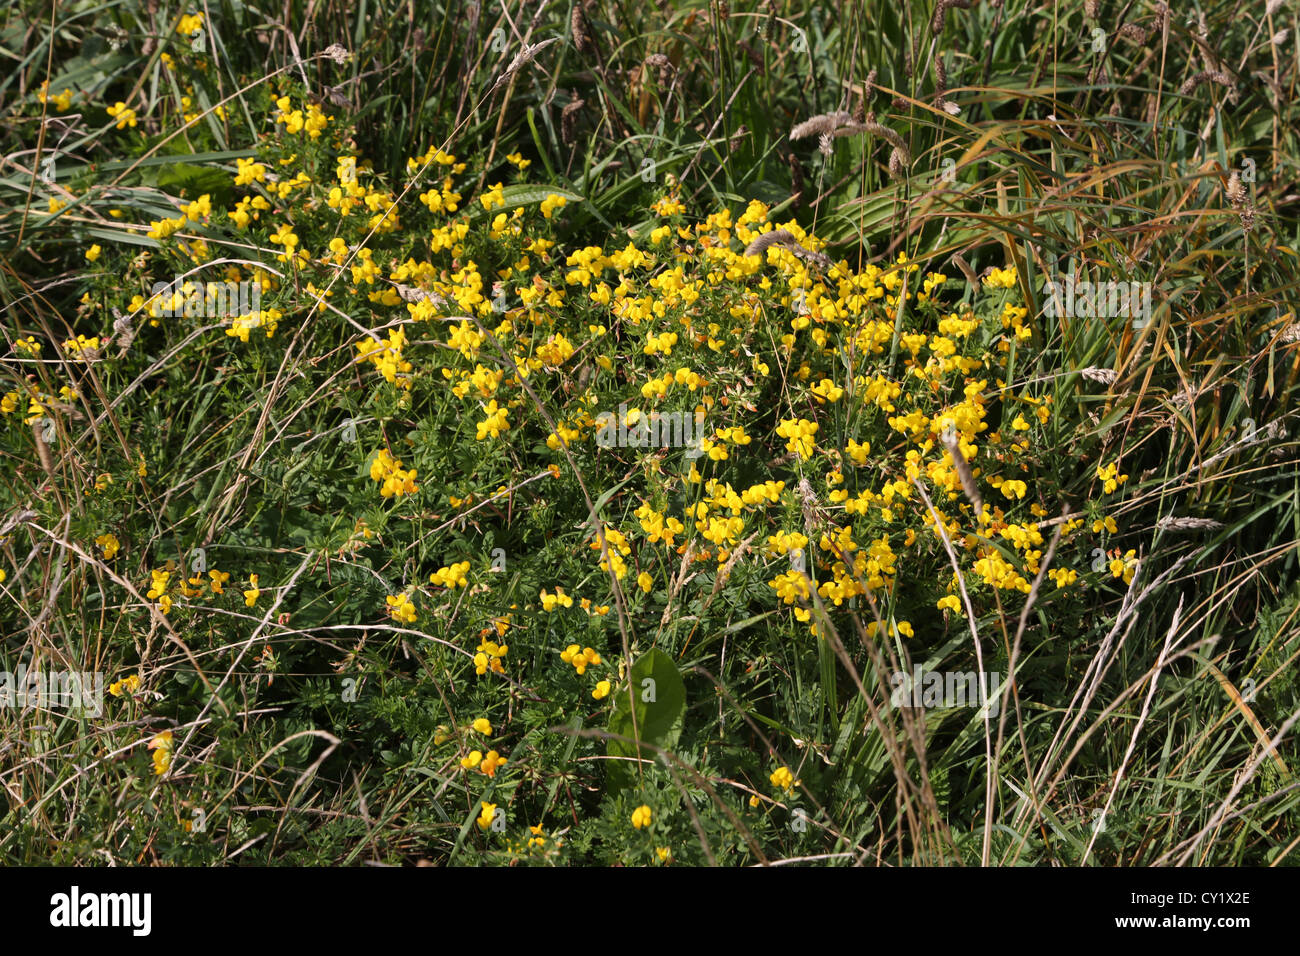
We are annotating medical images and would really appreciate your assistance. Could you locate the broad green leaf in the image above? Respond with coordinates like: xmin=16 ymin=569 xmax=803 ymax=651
xmin=606 ymin=648 xmax=686 ymax=792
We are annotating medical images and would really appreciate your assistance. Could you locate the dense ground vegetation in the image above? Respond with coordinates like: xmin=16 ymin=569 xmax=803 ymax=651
xmin=1 ymin=0 xmax=1298 ymax=865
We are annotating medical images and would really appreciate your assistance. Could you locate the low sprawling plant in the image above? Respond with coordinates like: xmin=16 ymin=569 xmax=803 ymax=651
xmin=2 ymin=0 xmax=1297 ymax=866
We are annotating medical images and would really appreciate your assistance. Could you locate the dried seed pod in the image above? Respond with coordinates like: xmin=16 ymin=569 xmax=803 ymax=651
xmin=561 ymin=96 xmax=585 ymax=146
xmin=940 ymin=426 xmax=983 ymax=520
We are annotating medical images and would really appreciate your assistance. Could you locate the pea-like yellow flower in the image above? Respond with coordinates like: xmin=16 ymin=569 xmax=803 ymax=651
xmin=147 ymin=729 xmax=174 ymax=775
xmin=106 ymin=102 xmax=138 ymax=129
xmin=428 ymin=560 xmax=470 ymax=589
xmin=540 ymin=587 xmax=573 ymax=611
xmin=108 ymin=674 xmax=141 ymax=697
xmin=631 ymin=805 xmax=652 ymax=829
xmin=386 ymin=592 xmax=417 ymax=624
xmin=1109 ymin=549 xmax=1139 ymax=585
xmin=481 ymin=750 xmax=507 ymax=777
xmin=1000 ymin=479 xmax=1028 ymax=499
xmin=1096 ymin=461 xmax=1128 ymax=494
xmin=770 ymin=766 xmax=798 ymax=793
xmin=776 ymin=418 xmax=818 ymax=460
xmin=95 ymin=533 xmax=120 ymax=560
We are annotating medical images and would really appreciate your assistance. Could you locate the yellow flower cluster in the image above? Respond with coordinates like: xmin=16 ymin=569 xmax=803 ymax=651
xmin=95 ymin=533 xmax=120 ymax=559
xmin=147 ymin=730 xmax=174 ymax=775
xmin=369 ymin=448 xmax=418 ymax=498
xmin=776 ymin=418 xmax=818 ymax=459
xmin=106 ymin=102 xmax=137 ymax=129
xmin=590 ymin=526 xmax=632 ymax=579
xmin=540 ymin=587 xmax=573 ymax=611
xmin=476 ymin=400 xmax=510 ymax=440
xmin=356 ymin=329 xmax=413 ymax=387
xmin=272 ymin=95 xmax=329 ymax=138
xmin=225 ymin=309 xmax=283 ymax=342
xmin=1096 ymin=461 xmax=1128 ymax=494
xmin=461 ymin=748 xmax=507 ymax=777
xmin=430 ymin=561 xmax=470 ymax=588
xmin=108 ymin=674 xmax=141 ymax=698
xmin=560 ymin=644 xmax=602 ymax=675
xmin=770 ymin=766 xmax=799 ymax=793
xmin=386 ymin=592 xmax=417 ymax=624
xmin=475 ymin=636 xmax=508 ymax=675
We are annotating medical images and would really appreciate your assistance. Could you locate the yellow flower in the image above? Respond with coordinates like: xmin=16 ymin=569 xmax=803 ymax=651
xmin=479 ymin=181 xmax=506 ymax=210
xmin=108 ymin=674 xmax=141 ymax=697
xmin=655 ymin=846 xmax=670 ymax=862
xmin=177 ymin=12 xmax=204 ymax=36
xmin=147 ymin=730 xmax=174 ymax=775
xmin=592 ymin=680 xmax=611 ymax=700
xmin=85 ymin=245 xmax=102 ymax=262
xmin=63 ymin=334 xmax=100 ymax=356
xmin=631 ymin=805 xmax=652 ymax=829
xmin=637 ymin=571 xmax=653 ymax=593
xmin=983 ymin=266 xmax=1017 ymax=289
xmin=776 ymin=418 xmax=818 ymax=460
xmin=540 ymin=587 xmax=573 ymax=611
xmin=472 ymin=717 xmax=492 ymax=736
xmin=429 ymin=560 xmax=470 ymax=588
xmin=477 ymin=801 xmax=497 ymax=831
xmin=386 ymin=592 xmax=417 ymax=624
xmin=37 ymin=82 xmax=74 ymax=111
xmin=105 ymin=102 xmax=138 ymax=129
xmin=146 ymin=568 xmax=170 ymax=600
xmin=243 ymin=573 xmax=260 ymax=607
xmin=461 ymin=750 xmax=482 ymax=770
xmin=1050 ymin=567 xmax=1078 ymax=589
xmin=95 ymin=533 xmax=120 ymax=560
xmin=481 ymin=750 xmax=507 ymax=777
xmin=770 ymin=766 xmax=798 ymax=793
xmin=1109 ymin=549 xmax=1139 ymax=585
xmin=1096 ymin=461 xmax=1128 ymax=494
xmin=1000 ymin=479 xmax=1028 ymax=499
xmin=234 ymin=158 xmax=267 ymax=186
xmin=475 ymin=399 xmax=510 ymax=440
